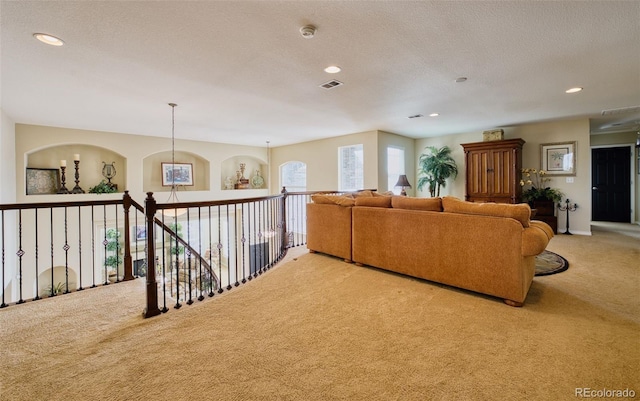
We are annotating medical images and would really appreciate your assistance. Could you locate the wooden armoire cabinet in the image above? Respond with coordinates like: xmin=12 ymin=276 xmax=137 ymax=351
xmin=461 ymin=138 xmax=525 ymax=204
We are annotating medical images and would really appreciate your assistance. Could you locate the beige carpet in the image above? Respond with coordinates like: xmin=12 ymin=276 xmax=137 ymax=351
xmin=1 ymin=229 xmax=638 ymax=401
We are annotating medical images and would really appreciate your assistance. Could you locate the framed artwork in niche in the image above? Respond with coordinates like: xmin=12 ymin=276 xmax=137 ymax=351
xmin=540 ymin=141 xmax=576 ymax=176
xmin=161 ymin=163 xmax=194 ymax=186
xmin=26 ymin=168 xmax=60 ymax=195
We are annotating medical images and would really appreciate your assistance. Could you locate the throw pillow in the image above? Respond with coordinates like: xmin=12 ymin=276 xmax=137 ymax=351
xmin=355 ymin=196 xmax=392 ymax=208
xmin=311 ymin=194 xmax=355 ymax=207
xmin=391 ymin=196 xmax=442 ymax=211
xmin=442 ymin=196 xmax=531 ymax=227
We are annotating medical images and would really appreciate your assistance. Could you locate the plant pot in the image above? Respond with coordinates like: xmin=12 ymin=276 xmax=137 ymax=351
xmin=533 ymin=200 xmax=555 ymax=216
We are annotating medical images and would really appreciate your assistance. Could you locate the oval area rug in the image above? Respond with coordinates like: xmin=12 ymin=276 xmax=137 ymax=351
xmin=535 ymin=250 xmax=569 ymax=276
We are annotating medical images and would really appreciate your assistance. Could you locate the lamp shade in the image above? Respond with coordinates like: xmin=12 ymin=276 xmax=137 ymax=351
xmin=395 ymin=174 xmax=411 ymax=188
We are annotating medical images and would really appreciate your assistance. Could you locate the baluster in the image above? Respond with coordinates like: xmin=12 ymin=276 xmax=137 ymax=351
xmin=186 ymin=209 xmax=193 ymax=305
xmin=233 ymin=203 xmax=240 ymax=287
xmin=1 ymin=210 xmax=6 ymax=308
xmin=103 ymin=205 xmax=108 ymax=285
xmin=34 ymin=209 xmax=40 ymax=300
xmin=91 ymin=206 xmax=96 ymax=288
xmin=49 ymin=209 xmax=54 ymax=297
xmin=63 ymin=207 xmax=70 ymax=294
xmin=241 ymin=203 xmax=247 ymax=284
xmin=16 ymin=210 xmax=25 ymax=304
xmin=114 ymin=204 xmax=120 ymax=283
xmin=217 ymin=205 xmax=223 ymax=292
xmin=77 ymin=206 xmax=83 ymax=291
xmin=226 ymin=204 xmax=232 ymax=290
xmin=160 ymin=214 xmax=168 ymax=313
xmin=171 ymin=214 xmax=181 ymax=310
xmin=197 ymin=207 xmax=204 ymax=301
xmin=209 ymin=206 xmax=217 ymax=297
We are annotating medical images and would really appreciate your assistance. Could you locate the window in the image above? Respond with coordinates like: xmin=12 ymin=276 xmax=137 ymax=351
xmin=387 ymin=146 xmax=405 ymax=195
xmin=280 ymin=161 xmax=306 ymax=192
xmin=338 ymin=144 xmax=364 ymax=191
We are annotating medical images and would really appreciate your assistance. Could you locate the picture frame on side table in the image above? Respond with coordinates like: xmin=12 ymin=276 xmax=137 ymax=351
xmin=26 ymin=168 xmax=60 ymax=195
xmin=161 ymin=162 xmax=194 ymax=186
xmin=540 ymin=141 xmax=576 ymax=176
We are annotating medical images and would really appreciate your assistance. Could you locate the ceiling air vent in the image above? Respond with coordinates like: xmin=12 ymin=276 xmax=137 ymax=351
xmin=601 ymin=106 xmax=640 ymax=116
xmin=319 ymin=80 xmax=343 ymax=90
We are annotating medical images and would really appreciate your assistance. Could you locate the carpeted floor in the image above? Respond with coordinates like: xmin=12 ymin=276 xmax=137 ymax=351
xmin=0 ymin=228 xmax=638 ymax=401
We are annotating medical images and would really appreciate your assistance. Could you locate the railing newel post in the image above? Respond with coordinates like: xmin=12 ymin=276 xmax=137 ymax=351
xmin=122 ymin=191 xmax=134 ymax=281
xmin=143 ymin=192 xmax=161 ymax=318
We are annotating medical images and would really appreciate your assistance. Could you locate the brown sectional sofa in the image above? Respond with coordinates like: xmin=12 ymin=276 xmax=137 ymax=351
xmin=306 ymin=194 xmax=553 ymax=306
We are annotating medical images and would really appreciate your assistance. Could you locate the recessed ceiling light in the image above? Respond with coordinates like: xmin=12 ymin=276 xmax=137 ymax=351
xmin=455 ymin=77 xmax=467 ymax=83
xmin=565 ymin=87 xmax=583 ymax=94
xmin=429 ymin=113 xmax=439 ymax=117
xmin=33 ymin=33 xmax=64 ymax=46
xmin=324 ymin=65 xmax=341 ymax=74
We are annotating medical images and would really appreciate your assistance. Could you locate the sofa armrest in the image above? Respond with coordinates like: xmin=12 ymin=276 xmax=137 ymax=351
xmin=530 ymin=220 xmax=554 ymax=240
xmin=522 ymin=226 xmax=551 ymax=256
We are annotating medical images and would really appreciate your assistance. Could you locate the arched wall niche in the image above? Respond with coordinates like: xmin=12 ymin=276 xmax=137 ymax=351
xmin=221 ymin=155 xmax=267 ymax=190
xmin=143 ymin=150 xmax=210 ymax=193
xmin=26 ymin=144 xmax=126 ymax=193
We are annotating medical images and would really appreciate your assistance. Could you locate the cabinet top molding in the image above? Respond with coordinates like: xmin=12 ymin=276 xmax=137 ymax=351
xmin=461 ymin=138 xmax=526 ymax=150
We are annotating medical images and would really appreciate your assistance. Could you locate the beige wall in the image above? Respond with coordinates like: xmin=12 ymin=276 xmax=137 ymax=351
xmin=417 ymin=119 xmax=594 ymax=235
xmin=377 ymin=131 xmax=416 ymax=196
xmin=270 ymin=131 xmax=379 ymax=192
xmin=11 ymin=121 xmax=639 ymax=232
xmin=1 ymin=110 xmax=16 ymax=204
xmin=15 ymin=124 xmax=268 ymax=204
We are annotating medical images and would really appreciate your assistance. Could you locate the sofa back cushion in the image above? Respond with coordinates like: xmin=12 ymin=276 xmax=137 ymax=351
xmin=391 ymin=196 xmax=442 ymax=211
xmin=311 ymin=194 xmax=355 ymax=207
xmin=355 ymin=196 xmax=392 ymax=208
xmin=442 ymin=196 xmax=531 ymax=227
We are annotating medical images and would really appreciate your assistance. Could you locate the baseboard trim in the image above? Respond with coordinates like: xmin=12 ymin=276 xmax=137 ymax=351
xmin=557 ymin=229 xmax=592 ymax=236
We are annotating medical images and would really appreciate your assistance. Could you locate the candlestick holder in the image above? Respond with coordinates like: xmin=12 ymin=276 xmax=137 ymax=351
xmin=71 ymin=160 xmax=85 ymax=193
xmin=557 ymin=199 xmax=578 ymax=235
xmin=57 ymin=166 xmax=70 ymax=194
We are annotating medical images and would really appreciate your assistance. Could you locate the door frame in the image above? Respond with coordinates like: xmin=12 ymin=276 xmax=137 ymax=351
xmin=590 ymin=143 xmax=636 ymax=224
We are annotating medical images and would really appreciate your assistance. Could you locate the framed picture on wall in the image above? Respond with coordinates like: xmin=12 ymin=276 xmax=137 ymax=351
xmin=26 ymin=168 xmax=60 ymax=195
xmin=540 ymin=141 xmax=576 ymax=176
xmin=161 ymin=162 xmax=194 ymax=186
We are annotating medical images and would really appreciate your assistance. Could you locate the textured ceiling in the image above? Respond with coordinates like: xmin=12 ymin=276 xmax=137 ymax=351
xmin=1 ymin=1 xmax=639 ymax=146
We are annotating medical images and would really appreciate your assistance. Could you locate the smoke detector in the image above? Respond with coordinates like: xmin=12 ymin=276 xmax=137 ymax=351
xmin=300 ymin=25 xmax=316 ymax=39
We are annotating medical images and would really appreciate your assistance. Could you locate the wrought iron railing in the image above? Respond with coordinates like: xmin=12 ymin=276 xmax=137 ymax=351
xmin=0 ymin=188 xmax=368 ymax=317
xmin=0 ymin=193 xmax=143 ymax=307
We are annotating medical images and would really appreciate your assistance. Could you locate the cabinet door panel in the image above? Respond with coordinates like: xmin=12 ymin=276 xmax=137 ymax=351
xmin=467 ymin=150 xmax=490 ymax=197
xmin=491 ymin=149 xmax=513 ymax=198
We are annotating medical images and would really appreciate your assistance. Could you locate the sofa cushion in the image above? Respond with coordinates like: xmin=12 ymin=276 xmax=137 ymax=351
xmin=391 ymin=196 xmax=442 ymax=211
xmin=355 ymin=196 xmax=392 ymax=208
xmin=442 ymin=196 xmax=531 ymax=227
xmin=311 ymin=194 xmax=355 ymax=207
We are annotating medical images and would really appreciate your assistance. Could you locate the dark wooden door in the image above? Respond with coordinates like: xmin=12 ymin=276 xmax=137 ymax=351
xmin=592 ymin=147 xmax=631 ymax=222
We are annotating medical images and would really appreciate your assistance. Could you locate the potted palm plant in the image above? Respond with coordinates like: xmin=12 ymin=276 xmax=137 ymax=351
xmin=417 ymin=146 xmax=459 ymax=197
